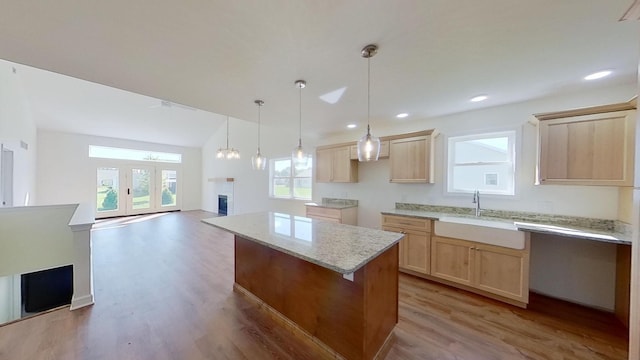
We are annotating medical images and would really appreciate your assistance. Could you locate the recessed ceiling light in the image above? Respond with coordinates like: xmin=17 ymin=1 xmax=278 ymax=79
xmin=396 ymin=113 xmax=409 ymax=118
xmin=584 ymin=70 xmax=612 ymax=80
xmin=470 ymin=95 xmax=488 ymax=102
xmin=347 ymin=124 xmax=357 ymax=129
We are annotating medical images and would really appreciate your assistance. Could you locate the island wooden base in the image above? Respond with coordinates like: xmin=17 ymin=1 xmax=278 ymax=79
xmin=234 ymin=235 xmax=399 ymax=360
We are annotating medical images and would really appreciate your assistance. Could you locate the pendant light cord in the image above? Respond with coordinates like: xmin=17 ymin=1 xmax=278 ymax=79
xmin=226 ymin=116 xmax=230 ymax=148
xmin=257 ymin=104 xmax=261 ymax=151
xmin=367 ymin=55 xmax=371 ymax=135
xmin=298 ymin=85 xmax=302 ymax=145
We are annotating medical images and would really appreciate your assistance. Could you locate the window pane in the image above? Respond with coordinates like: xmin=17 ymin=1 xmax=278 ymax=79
xmin=454 ymin=136 xmax=509 ymax=163
xmin=132 ymin=168 xmax=151 ymax=209
xmin=273 ymin=159 xmax=291 ymax=177
xmin=161 ymin=170 xmax=177 ymax=207
xmin=89 ymin=145 xmax=181 ymax=163
xmin=97 ymin=168 xmax=119 ymax=212
xmin=294 ymin=158 xmax=313 ymax=177
xmin=273 ymin=178 xmax=292 ymax=197
xmin=293 ymin=178 xmax=312 ymax=199
xmin=452 ymin=164 xmax=512 ymax=193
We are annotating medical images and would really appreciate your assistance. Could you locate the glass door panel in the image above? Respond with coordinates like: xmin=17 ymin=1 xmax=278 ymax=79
xmin=130 ymin=167 xmax=152 ymax=211
xmin=160 ymin=170 xmax=177 ymax=207
xmin=96 ymin=167 xmax=124 ymax=217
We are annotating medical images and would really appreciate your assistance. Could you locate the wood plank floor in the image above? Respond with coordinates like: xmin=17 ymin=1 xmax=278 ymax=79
xmin=0 ymin=210 xmax=628 ymax=359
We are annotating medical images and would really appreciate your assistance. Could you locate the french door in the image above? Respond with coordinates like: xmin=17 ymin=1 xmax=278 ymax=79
xmin=96 ymin=165 xmax=180 ymax=218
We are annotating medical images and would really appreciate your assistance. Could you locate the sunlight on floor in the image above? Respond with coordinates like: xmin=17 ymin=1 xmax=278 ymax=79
xmin=93 ymin=212 xmax=170 ymax=230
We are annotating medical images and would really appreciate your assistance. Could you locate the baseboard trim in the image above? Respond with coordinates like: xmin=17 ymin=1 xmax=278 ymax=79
xmin=70 ymin=294 xmax=94 ymax=310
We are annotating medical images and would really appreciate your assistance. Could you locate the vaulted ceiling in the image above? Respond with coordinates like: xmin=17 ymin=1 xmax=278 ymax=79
xmin=0 ymin=1 xmax=637 ymax=147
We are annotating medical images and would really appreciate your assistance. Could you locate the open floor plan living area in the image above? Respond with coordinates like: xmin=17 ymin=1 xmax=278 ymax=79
xmin=1 ymin=1 xmax=640 ymax=359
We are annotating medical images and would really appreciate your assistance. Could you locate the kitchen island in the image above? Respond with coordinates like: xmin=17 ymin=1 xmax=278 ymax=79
xmin=203 ymin=212 xmax=403 ymax=360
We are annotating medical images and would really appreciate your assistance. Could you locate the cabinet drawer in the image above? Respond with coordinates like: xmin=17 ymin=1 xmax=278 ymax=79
xmin=382 ymin=215 xmax=431 ymax=232
xmin=306 ymin=206 xmax=341 ymax=220
xmin=308 ymin=215 xmax=341 ymax=223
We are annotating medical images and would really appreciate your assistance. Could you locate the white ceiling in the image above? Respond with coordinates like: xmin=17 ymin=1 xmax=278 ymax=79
xmin=0 ymin=0 xmax=638 ymax=148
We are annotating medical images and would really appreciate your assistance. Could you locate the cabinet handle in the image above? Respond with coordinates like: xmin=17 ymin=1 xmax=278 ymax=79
xmin=470 ymin=247 xmax=475 ymax=250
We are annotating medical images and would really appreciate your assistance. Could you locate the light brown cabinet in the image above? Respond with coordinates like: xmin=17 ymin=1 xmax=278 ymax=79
xmin=431 ymin=235 xmax=530 ymax=305
xmin=381 ymin=215 xmax=431 ymax=275
xmin=537 ymin=109 xmax=636 ymax=186
xmin=349 ymin=140 xmax=390 ymax=160
xmin=315 ymin=146 xmax=358 ymax=183
xmin=306 ymin=205 xmax=357 ymax=225
xmin=389 ymin=135 xmax=434 ymax=183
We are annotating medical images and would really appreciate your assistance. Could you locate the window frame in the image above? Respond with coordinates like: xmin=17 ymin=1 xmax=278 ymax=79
xmin=446 ymin=130 xmax=517 ymax=196
xmin=269 ymin=157 xmax=312 ymax=200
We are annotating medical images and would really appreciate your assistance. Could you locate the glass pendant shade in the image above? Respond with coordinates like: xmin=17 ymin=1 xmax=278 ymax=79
xmin=251 ymin=99 xmax=267 ymax=170
xmin=217 ymin=116 xmax=239 ymax=160
xmin=292 ymin=139 xmax=310 ymax=167
xmin=357 ymin=125 xmax=381 ymax=162
xmin=251 ymin=149 xmax=267 ymax=170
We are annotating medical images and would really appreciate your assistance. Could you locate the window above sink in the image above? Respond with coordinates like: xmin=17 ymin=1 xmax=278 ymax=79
xmin=446 ymin=130 xmax=517 ymax=196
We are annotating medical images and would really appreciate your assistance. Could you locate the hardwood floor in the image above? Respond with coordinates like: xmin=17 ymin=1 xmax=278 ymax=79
xmin=0 ymin=211 xmax=628 ymax=359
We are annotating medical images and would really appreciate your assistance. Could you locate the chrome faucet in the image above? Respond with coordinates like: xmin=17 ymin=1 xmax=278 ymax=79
xmin=472 ymin=190 xmax=481 ymax=217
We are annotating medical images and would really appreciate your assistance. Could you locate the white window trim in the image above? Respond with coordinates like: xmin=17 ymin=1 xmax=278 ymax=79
xmin=446 ymin=129 xmax=517 ymax=196
xmin=269 ymin=157 xmax=312 ymax=201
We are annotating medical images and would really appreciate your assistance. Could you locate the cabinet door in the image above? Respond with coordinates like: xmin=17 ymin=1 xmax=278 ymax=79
xmin=379 ymin=140 xmax=390 ymax=158
xmin=331 ymin=146 xmax=356 ymax=182
xmin=382 ymin=226 xmax=407 ymax=268
xmin=430 ymin=236 xmax=473 ymax=286
xmin=474 ymin=244 xmax=529 ymax=303
xmin=539 ymin=110 xmax=634 ymax=186
xmin=315 ymin=148 xmax=333 ymax=182
xmin=390 ymin=136 xmax=432 ymax=183
xmin=403 ymin=228 xmax=430 ymax=274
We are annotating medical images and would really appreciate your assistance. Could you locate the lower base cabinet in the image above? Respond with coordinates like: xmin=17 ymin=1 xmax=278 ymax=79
xmin=381 ymin=214 xmax=531 ymax=307
xmin=306 ymin=206 xmax=357 ymax=225
xmin=381 ymin=215 xmax=431 ymax=275
xmin=431 ymin=235 xmax=530 ymax=305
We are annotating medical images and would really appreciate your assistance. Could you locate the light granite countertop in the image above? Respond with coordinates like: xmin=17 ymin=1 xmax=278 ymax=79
xmin=203 ymin=212 xmax=403 ymax=274
xmin=305 ymin=197 xmax=359 ymax=210
xmin=381 ymin=208 xmax=631 ymax=245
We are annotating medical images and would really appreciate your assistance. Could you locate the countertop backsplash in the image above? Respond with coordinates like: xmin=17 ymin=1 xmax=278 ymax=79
xmin=394 ymin=202 xmax=627 ymax=233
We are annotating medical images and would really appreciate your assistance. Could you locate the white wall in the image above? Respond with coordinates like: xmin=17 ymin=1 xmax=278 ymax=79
xmin=0 ymin=275 xmax=20 ymax=324
xmin=37 ymin=131 xmax=202 ymax=211
xmin=0 ymin=61 xmax=37 ymax=205
xmin=529 ymin=233 xmax=617 ymax=310
xmin=202 ymin=117 xmax=313 ymax=217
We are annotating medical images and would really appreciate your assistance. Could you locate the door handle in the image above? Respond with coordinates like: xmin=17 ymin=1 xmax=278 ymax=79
xmin=127 ymin=188 xmax=130 ymax=195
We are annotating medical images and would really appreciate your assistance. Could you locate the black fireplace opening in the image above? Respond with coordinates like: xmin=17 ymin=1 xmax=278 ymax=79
xmin=218 ymin=195 xmax=228 ymax=216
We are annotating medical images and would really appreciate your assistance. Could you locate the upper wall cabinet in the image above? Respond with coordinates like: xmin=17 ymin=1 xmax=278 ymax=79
xmin=536 ymin=100 xmax=636 ymax=186
xmin=389 ymin=131 xmax=435 ymax=183
xmin=316 ymin=145 xmax=358 ymax=183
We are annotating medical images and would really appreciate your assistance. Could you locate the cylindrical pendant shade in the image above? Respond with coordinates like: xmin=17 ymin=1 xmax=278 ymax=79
xmin=251 ymin=150 xmax=267 ymax=170
xmin=292 ymin=144 xmax=310 ymax=166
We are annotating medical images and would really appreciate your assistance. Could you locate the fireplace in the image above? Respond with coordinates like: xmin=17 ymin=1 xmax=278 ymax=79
xmin=218 ymin=195 xmax=228 ymax=216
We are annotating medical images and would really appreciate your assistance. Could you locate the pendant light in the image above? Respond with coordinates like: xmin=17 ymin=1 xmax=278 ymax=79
xmin=292 ymin=79 xmax=310 ymax=166
xmin=251 ymin=99 xmax=267 ymax=170
xmin=357 ymin=44 xmax=381 ymax=162
xmin=216 ymin=116 xmax=240 ymax=159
